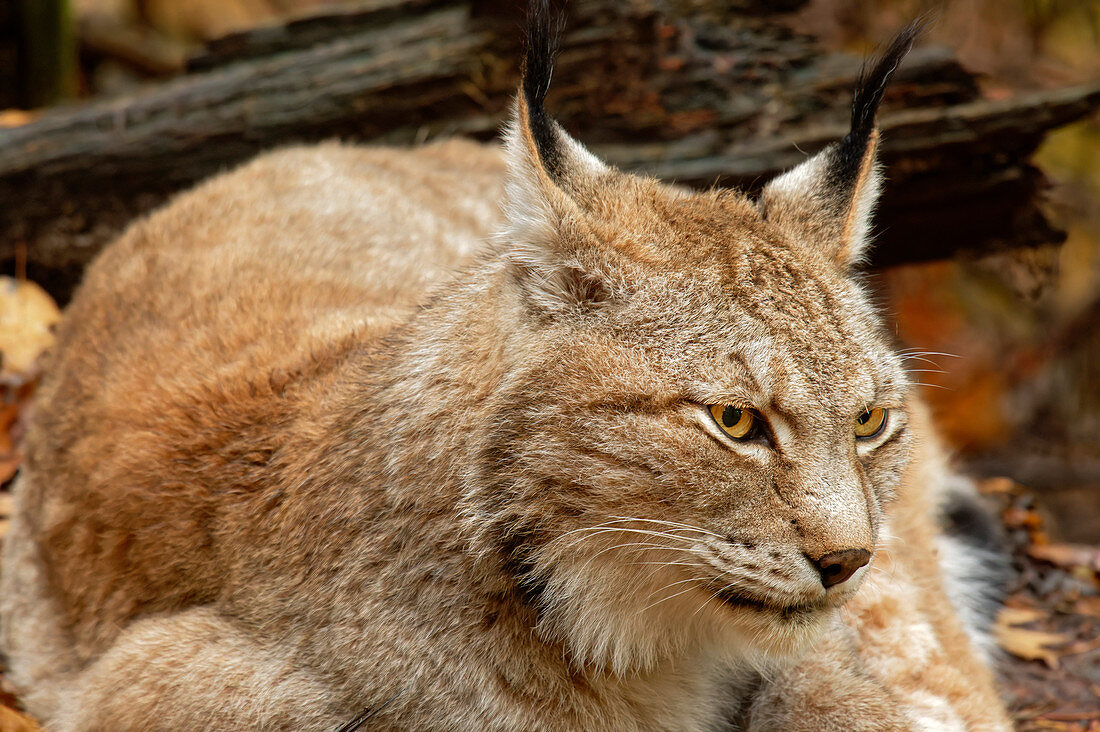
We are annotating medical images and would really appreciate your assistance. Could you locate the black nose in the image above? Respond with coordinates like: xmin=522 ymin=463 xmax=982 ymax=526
xmin=813 ymin=548 xmax=872 ymax=588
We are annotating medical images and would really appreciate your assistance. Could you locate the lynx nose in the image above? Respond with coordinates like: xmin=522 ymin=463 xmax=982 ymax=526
xmin=812 ymin=548 xmax=871 ymax=588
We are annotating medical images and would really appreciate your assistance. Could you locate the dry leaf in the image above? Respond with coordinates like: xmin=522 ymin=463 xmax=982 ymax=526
xmin=998 ymin=607 xmax=1048 ymax=626
xmin=1003 ymin=505 xmax=1043 ymax=531
xmin=995 ymin=625 xmax=1070 ymax=668
xmin=1028 ymin=543 xmax=1100 ymax=573
xmin=994 ymin=610 xmax=1071 ymax=668
xmin=0 ymin=401 xmax=23 ymax=483
xmin=0 ymin=705 xmax=42 ymax=732
xmin=1060 ymin=636 xmax=1100 ymax=657
xmin=0 ymin=110 xmax=37 ymax=129
xmin=0 ymin=402 xmax=17 ymax=453
xmin=976 ymin=477 xmax=1020 ymax=496
xmin=1073 ymin=596 xmax=1100 ymax=616
xmin=0 ymin=278 xmax=60 ymax=378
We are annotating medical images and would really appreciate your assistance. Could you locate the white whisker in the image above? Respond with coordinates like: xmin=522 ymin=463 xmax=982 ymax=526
xmin=897 ymin=349 xmax=959 ymax=359
xmin=606 ymin=515 xmax=727 ymax=541
xmin=637 ymin=578 xmax=709 ymax=614
xmin=559 ymin=526 xmax=700 ymax=551
xmin=691 ymin=579 xmax=736 ymax=620
xmin=910 ymin=381 xmax=952 ymax=391
xmin=900 ymin=355 xmax=943 ymax=367
xmin=576 ymin=541 xmax=708 ymax=577
xmin=627 ymin=560 xmax=701 ymax=568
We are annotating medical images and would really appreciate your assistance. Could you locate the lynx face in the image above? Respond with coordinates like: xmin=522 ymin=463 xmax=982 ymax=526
xmin=462 ymin=18 xmax=918 ymax=675
xmin=468 ymin=179 xmax=912 ymax=673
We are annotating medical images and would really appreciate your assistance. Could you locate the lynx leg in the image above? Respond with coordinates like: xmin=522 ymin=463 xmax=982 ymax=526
xmin=51 ymin=607 xmax=346 ymax=732
xmin=0 ymin=474 xmax=82 ymax=720
xmin=757 ymin=531 xmax=1013 ymax=732
xmin=744 ymin=632 xmax=919 ymax=732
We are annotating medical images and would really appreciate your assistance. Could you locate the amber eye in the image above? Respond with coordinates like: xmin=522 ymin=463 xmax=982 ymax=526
xmin=855 ymin=408 xmax=888 ymax=439
xmin=708 ymin=404 xmax=758 ymax=441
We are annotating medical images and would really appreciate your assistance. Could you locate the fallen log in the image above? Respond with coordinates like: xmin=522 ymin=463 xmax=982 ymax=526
xmin=1 ymin=0 xmax=1096 ymax=299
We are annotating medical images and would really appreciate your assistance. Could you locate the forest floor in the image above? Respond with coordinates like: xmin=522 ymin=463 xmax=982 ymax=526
xmin=981 ymin=477 xmax=1100 ymax=731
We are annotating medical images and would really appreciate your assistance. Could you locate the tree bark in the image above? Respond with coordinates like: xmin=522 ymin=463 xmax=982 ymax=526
xmin=2 ymin=0 xmax=1096 ymax=299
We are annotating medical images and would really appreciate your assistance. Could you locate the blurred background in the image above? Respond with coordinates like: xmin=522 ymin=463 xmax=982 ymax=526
xmin=0 ymin=0 xmax=1097 ymax=729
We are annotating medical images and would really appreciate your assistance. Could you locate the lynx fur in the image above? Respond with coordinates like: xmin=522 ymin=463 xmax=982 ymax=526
xmin=1 ymin=6 xmax=1011 ymax=730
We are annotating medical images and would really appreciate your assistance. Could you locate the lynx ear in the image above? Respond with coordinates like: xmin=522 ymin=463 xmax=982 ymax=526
xmin=500 ymin=0 xmax=611 ymax=312
xmin=759 ymin=25 xmax=920 ymax=267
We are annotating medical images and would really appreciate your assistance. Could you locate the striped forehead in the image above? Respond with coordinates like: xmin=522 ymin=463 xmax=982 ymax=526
xmin=723 ymin=275 xmax=887 ymax=417
xmin=729 ymin=331 xmax=880 ymax=420
xmin=624 ymin=237 xmax=899 ymax=408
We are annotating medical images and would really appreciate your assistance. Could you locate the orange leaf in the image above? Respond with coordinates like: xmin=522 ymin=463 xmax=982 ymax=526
xmin=0 ymin=704 xmax=42 ymax=732
xmin=0 ymin=390 xmax=32 ymax=484
xmin=0 ymin=277 xmax=60 ymax=378
xmin=1027 ymin=543 xmax=1100 ymax=573
xmin=976 ymin=477 xmax=1020 ymax=496
xmin=994 ymin=609 xmax=1071 ymax=669
xmin=1073 ymin=596 xmax=1100 ymax=616
xmin=0 ymin=110 xmax=37 ymax=129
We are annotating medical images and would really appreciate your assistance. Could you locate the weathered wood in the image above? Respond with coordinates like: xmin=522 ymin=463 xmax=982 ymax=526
xmin=615 ymin=83 xmax=1099 ymax=266
xmin=187 ymin=0 xmax=458 ymax=72
xmin=1 ymin=0 xmax=1096 ymax=299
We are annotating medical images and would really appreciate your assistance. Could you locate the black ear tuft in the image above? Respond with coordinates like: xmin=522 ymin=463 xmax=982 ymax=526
xmin=843 ymin=21 xmax=924 ymax=156
xmin=759 ymin=21 xmax=923 ymax=266
xmin=522 ymin=0 xmax=566 ymax=177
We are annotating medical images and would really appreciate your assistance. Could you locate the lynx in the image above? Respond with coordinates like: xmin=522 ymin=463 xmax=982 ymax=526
xmin=1 ymin=5 xmax=1012 ymax=730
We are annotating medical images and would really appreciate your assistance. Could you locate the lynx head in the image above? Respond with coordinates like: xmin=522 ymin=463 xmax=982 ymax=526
xmin=463 ymin=4 xmax=919 ymax=676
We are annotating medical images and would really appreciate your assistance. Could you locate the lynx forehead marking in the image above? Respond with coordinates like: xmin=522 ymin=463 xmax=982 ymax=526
xmin=720 ymin=303 xmax=885 ymax=430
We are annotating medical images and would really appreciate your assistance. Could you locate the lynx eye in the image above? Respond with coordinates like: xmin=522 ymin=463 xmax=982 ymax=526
xmin=708 ymin=404 xmax=758 ymax=441
xmin=855 ymin=408 xmax=888 ymax=439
